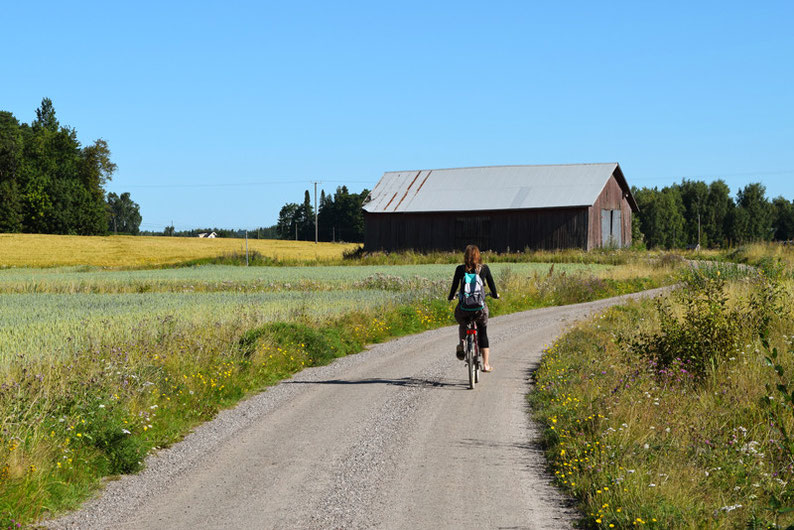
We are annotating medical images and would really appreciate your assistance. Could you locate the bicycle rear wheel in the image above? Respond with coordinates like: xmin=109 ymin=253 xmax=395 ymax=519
xmin=467 ymin=337 xmax=475 ymax=389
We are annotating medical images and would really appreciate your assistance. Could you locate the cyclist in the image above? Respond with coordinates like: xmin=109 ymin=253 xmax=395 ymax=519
xmin=447 ymin=244 xmax=499 ymax=372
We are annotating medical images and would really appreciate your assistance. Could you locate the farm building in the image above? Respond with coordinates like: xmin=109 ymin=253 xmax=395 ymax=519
xmin=362 ymin=163 xmax=638 ymax=252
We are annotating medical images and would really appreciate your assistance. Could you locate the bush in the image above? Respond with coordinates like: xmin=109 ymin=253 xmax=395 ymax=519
xmin=630 ymin=270 xmax=781 ymax=381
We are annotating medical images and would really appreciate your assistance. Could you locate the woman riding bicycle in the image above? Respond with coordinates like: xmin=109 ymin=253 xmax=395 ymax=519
xmin=447 ymin=244 xmax=499 ymax=372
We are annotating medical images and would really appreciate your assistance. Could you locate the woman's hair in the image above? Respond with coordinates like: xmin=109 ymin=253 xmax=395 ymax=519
xmin=464 ymin=244 xmax=482 ymax=272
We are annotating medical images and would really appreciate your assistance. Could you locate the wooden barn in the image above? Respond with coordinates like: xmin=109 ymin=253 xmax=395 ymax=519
xmin=362 ymin=163 xmax=639 ymax=252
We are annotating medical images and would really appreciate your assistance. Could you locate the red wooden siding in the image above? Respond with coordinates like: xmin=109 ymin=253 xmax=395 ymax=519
xmin=364 ymin=207 xmax=589 ymax=252
xmin=587 ymin=175 xmax=633 ymax=249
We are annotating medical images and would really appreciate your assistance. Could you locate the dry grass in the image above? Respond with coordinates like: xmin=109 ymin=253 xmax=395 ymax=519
xmin=0 ymin=234 xmax=359 ymax=268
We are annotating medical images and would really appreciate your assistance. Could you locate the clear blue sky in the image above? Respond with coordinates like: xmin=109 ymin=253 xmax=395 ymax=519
xmin=3 ymin=1 xmax=793 ymax=231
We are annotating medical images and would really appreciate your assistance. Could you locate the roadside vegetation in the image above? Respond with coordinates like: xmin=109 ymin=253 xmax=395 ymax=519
xmin=0 ymin=257 xmax=683 ymax=526
xmin=530 ymin=252 xmax=794 ymax=528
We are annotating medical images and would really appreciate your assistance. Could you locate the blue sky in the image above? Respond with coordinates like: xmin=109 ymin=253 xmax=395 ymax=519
xmin=3 ymin=1 xmax=793 ymax=230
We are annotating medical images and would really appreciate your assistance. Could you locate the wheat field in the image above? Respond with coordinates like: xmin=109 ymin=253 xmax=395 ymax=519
xmin=0 ymin=234 xmax=359 ymax=268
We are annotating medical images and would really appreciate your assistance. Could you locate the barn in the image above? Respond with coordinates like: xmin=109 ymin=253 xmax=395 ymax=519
xmin=362 ymin=163 xmax=639 ymax=252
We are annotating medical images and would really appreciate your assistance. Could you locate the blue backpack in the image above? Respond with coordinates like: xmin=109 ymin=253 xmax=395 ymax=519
xmin=459 ymin=266 xmax=485 ymax=311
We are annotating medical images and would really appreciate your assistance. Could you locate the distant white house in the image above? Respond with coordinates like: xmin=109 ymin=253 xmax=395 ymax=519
xmin=198 ymin=232 xmax=217 ymax=239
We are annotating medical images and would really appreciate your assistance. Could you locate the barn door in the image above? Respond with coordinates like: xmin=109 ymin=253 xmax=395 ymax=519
xmin=611 ymin=210 xmax=622 ymax=248
xmin=601 ymin=209 xmax=611 ymax=246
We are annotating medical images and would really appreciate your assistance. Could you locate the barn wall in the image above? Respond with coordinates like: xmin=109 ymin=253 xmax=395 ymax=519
xmin=364 ymin=207 xmax=589 ymax=252
xmin=587 ymin=174 xmax=633 ymax=249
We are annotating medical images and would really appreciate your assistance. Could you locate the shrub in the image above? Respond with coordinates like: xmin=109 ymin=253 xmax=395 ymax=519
xmin=630 ymin=270 xmax=781 ymax=381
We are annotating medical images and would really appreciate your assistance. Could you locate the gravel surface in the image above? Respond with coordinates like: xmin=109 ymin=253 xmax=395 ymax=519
xmin=45 ymin=288 xmax=669 ymax=530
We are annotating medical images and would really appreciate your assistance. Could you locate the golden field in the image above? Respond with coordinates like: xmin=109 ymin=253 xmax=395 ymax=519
xmin=0 ymin=233 xmax=359 ymax=268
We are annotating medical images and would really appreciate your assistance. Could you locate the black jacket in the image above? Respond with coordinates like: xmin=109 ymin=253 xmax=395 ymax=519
xmin=447 ymin=264 xmax=499 ymax=301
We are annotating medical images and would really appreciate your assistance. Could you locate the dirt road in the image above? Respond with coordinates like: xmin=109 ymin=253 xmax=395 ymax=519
xmin=48 ymin=288 xmax=667 ymax=530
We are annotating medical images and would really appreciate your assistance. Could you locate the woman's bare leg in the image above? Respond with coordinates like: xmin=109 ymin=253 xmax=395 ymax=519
xmin=482 ymin=347 xmax=491 ymax=370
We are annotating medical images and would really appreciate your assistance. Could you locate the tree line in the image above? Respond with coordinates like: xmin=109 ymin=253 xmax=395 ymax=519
xmin=0 ymin=98 xmax=141 ymax=235
xmin=276 ymin=186 xmax=369 ymax=242
xmin=141 ymin=226 xmax=279 ymax=238
xmin=632 ymin=180 xmax=794 ymax=248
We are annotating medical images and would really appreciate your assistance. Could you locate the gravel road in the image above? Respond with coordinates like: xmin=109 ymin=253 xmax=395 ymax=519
xmin=46 ymin=288 xmax=668 ymax=530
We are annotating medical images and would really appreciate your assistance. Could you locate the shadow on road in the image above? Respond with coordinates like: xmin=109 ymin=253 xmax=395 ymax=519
xmin=287 ymin=377 xmax=467 ymax=389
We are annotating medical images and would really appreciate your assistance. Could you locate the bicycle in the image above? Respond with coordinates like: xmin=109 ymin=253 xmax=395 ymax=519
xmin=462 ymin=320 xmax=482 ymax=390
xmin=460 ymin=292 xmax=492 ymax=390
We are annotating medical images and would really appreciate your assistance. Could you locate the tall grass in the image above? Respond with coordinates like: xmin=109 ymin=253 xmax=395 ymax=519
xmin=530 ymin=265 xmax=794 ymax=528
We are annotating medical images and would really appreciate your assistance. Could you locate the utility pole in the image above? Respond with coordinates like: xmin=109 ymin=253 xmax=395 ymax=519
xmin=245 ymin=230 xmax=249 ymax=266
xmin=698 ymin=212 xmax=701 ymax=250
xmin=314 ymin=181 xmax=318 ymax=244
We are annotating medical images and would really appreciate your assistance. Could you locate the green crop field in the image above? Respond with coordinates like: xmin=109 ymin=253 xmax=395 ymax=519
xmin=0 ymin=262 xmax=612 ymax=294
xmin=0 ymin=290 xmax=409 ymax=363
xmin=0 ymin=263 xmax=612 ymax=362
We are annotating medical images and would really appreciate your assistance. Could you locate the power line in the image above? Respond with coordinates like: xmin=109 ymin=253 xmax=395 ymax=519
xmin=632 ymin=169 xmax=794 ymax=182
xmin=122 ymin=179 xmax=374 ymax=189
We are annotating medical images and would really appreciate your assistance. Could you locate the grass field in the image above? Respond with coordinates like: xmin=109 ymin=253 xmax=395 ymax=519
xmin=0 ymin=233 xmax=359 ymax=268
xmin=0 ymin=262 xmax=613 ymax=294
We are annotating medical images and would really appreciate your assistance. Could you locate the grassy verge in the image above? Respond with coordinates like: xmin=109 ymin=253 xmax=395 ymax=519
xmin=530 ymin=266 xmax=794 ymax=528
xmin=0 ymin=264 xmax=680 ymax=526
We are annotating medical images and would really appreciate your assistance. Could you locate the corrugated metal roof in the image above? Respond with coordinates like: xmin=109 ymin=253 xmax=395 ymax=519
xmin=363 ymin=163 xmax=631 ymax=213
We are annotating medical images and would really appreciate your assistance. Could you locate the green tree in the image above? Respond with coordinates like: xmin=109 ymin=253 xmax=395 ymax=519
xmin=732 ymin=183 xmax=773 ymax=243
xmin=633 ymin=186 xmax=686 ymax=249
xmin=658 ymin=187 xmax=686 ymax=248
xmin=704 ymin=180 xmax=733 ymax=247
xmin=771 ymin=196 xmax=794 ymax=241
xmin=276 ymin=202 xmax=300 ymax=239
xmin=79 ymin=139 xmax=116 ymax=234
xmin=9 ymin=98 xmax=116 ymax=235
xmin=107 ymin=192 xmax=142 ymax=234
xmin=297 ymin=190 xmax=315 ymax=240
xmin=33 ymin=97 xmax=59 ymax=132
xmin=677 ymin=179 xmax=709 ymax=247
xmin=0 ymin=112 xmax=23 ymax=232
